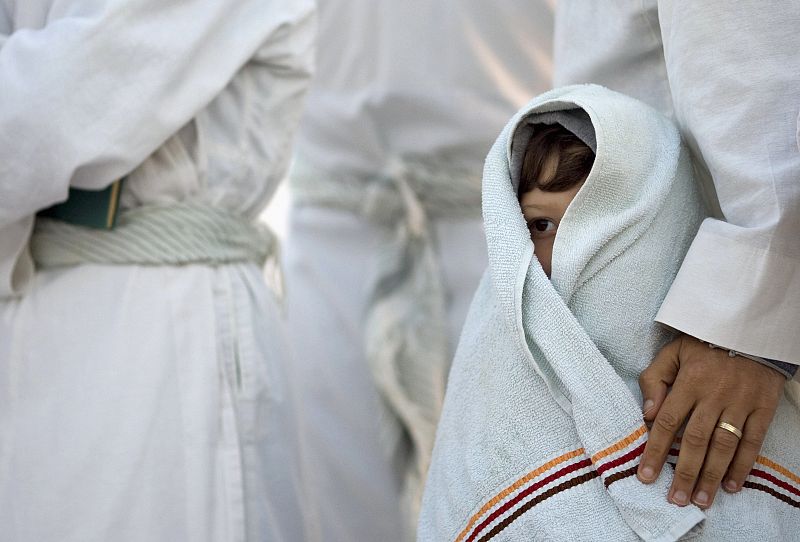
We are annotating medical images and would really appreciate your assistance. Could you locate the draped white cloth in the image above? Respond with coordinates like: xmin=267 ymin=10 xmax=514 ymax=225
xmin=0 ymin=1 xmax=315 ymax=540
xmin=285 ymin=1 xmax=555 ymax=539
xmin=285 ymin=210 xmax=487 ymax=541
xmin=554 ymin=0 xmax=800 ymax=365
xmin=294 ymin=0 xmax=556 ymax=179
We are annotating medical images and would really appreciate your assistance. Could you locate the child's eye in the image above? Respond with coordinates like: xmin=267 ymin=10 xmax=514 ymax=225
xmin=531 ymin=219 xmax=555 ymax=232
xmin=527 ymin=218 xmax=557 ymax=238
xmin=528 ymin=218 xmax=558 ymax=238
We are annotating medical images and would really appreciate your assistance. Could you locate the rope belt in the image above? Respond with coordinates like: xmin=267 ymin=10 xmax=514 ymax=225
xmin=31 ymin=202 xmax=277 ymax=268
xmin=291 ymin=157 xmax=482 ymax=524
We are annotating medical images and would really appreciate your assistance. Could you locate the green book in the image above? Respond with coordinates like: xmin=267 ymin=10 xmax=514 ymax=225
xmin=38 ymin=179 xmax=124 ymax=230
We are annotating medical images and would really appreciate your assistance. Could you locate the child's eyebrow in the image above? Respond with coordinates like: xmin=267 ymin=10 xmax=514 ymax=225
xmin=522 ymin=204 xmax=545 ymax=211
xmin=522 ymin=200 xmax=563 ymax=213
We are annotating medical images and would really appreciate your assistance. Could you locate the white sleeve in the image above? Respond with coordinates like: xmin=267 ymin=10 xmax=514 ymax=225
xmin=0 ymin=0 xmax=313 ymax=225
xmin=0 ymin=0 xmax=315 ymax=297
xmin=653 ymin=0 xmax=800 ymax=364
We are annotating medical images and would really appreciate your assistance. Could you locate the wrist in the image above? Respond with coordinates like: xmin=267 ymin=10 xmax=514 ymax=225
xmin=703 ymin=341 xmax=796 ymax=380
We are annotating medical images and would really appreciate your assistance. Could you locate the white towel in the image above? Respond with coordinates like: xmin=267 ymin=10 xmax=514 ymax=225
xmin=419 ymin=84 xmax=800 ymax=542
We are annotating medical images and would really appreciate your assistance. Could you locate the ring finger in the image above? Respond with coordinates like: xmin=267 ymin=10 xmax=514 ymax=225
xmin=723 ymin=408 xmax=774 ymax=494
xmin=690 ymin=410 xmax=747 ymax=509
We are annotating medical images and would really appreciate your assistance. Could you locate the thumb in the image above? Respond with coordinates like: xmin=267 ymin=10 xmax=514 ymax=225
xmin=639 ymin=336 xmax=681 ymax=421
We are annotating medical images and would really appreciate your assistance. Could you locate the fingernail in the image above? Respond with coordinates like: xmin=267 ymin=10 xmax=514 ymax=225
xmin=724 ymin=480 xmax=739 ymax=493
xmin=642 ymin=399 xmax=655 ymax=415
xmin=639 ymin=465 xmax=655 ymax=481
xmin=671 ymin=490 xmax=688 ymax=506
xmin=692 ymin=490 xmax=709 ymax=507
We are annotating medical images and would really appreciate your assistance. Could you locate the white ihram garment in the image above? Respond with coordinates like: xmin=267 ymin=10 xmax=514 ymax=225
xmin=554 ymin=0 xmax=800 ymax=365
xmin=284 ymin=1 xmax=554 ymax=539
xmin=285 ymin=208 xmax=487 ymax=540
xmin=0 ymin=1 xmax=315 ymax=540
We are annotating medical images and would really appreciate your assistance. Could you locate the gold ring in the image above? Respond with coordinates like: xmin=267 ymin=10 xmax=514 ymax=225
xmin=716 ymin=421 xmax=743 ymax=440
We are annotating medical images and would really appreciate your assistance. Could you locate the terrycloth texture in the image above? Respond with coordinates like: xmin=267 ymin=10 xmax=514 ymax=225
xmin=31 ymin=203 xmax=278 ymax=268
xmin=291 ymin=158 xmax=481 ymax=529
xmin=419 ymin=84 xmax=800 ymax=541
xmin=528 ymin=109 xmax=597 ymax=152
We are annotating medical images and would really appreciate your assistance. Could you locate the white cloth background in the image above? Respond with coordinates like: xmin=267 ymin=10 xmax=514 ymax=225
xmin=284 ymin=208 xmax=487 ymax=541
xmin=0 ymin=1 xmax=315 ymax=540
xmin=1 ymin=264 xmax=304 ymax=541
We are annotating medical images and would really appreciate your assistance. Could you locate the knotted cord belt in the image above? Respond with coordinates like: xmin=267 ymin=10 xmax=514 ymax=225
xmin=291 ymin=157 xmax=482 ymax=526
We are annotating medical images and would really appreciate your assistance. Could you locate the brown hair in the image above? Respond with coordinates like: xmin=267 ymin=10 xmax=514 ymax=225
xmin=517 ymin=124 xmax=595 ymax=199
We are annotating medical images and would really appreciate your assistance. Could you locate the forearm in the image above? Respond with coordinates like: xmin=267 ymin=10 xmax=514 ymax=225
xmin=703 ymin=341 xmax=797 ymax=379
xmin=0 ymin=0 xmax=296 ymax=226
xmin=655 ymin=0 xmax=800 ymax=363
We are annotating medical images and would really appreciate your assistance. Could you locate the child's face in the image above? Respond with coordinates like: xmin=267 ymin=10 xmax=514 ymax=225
xmin=520 ymin=182 xmax=584 ymax=277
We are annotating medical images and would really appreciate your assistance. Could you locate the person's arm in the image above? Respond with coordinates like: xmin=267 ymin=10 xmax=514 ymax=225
xmin=0 ymin=0 xmax=313 ymax=225
xmin=637 ymin=0 xmax=799 ymax=511
xmin=653 ymin=0 xmax=800 ymax=364
xmin=0 ymin=0 xmax=315 ymax=296
xmin=553 ymin=0 xmax=798 ymax=513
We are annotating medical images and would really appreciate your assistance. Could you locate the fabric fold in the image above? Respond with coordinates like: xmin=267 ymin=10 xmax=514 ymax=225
xmin=0 ymin=217 xmax=35 ymax=298
xmin=291 ymin=157 xmax=481 ymax=527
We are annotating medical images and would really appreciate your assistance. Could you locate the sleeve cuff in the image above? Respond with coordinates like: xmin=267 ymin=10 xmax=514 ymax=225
xmin=656 ymin=221 xmax=800 ymax=364
xmin=702 ymin=341 xmax=797 ymax=380
xmin=759 ymin=358 xmax=799 ymax=379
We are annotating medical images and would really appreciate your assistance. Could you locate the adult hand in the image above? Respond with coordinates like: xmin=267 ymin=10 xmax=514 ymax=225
xmin=636 ymin=335 xmax=785 ymax=509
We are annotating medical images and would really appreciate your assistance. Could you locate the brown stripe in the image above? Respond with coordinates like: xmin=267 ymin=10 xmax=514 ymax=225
xmin=478 ymin=471 xmax=599 ymax=542
xmin=750 ymin=468 xmax=800 ymax=499
xmin=743 ymin=481 xmax=800 ymax=509
xmin=597 ymin=442 xmax=645 ymax=475
xmin=756 ymin=456 xmax=800 ymax=487
xmin=473 ymin=463 xmax=800 ymax=542
xmin=603 ymin=465 xmax=639 ymax=488
xmin=455 ymin=448 xmax=585 ymax=542
xmin=466 ymin=459 xmax=592 ymax=542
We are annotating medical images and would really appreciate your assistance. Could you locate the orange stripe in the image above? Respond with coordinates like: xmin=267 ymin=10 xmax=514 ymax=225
xmin=590 ymin=426 xmax=647 ymax=464
xmin=757 ymin=456 xmax=800 ymax=487
xmin=454 ymin=448 xmax=584 ymax=542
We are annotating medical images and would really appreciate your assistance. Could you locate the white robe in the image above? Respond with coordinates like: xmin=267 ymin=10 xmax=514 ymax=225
xmin=284 ymin=1 xmax=554 ymax=539
xmin=0 ymin=1 xmax=315 ymax=540
xmin=554 ymin=0 xmax=800 ymax=365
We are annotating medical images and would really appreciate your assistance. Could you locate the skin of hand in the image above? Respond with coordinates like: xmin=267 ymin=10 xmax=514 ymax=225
xmin=636 ymin=334 xmax=785 ymax=509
